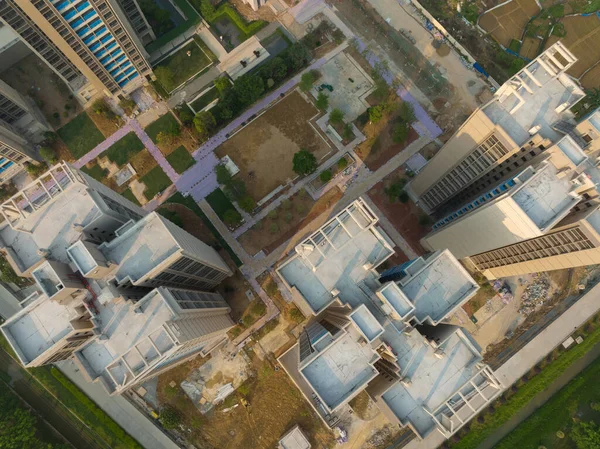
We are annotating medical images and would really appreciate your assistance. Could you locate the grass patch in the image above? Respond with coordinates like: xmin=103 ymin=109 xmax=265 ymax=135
xmin=508 ymin=39 xmax=521 ymax=53
xmin=121 ymin=187 xmax=141 ymax=206
xmin=145 ymin=0 xmax=200 ymax=54
xmin=206 ymin=188 xmax=236 ymax=220
xmin=495 ymin=355 xmax=600 ymax=448
xmin=189 ymin=87 xmax=219 ymax=112
xmin=104 ymin=132 xmax=145 ymax=166
xmin=450 ymin=320 xmax=600 ymax=449
xmin=240 ymin=300 xmax=267 ymax=328
xmin=81 ymin=163 xmax=108 ymax=181
xmin=165 ymin=193 xmax=242 ymax=266
xmin=166 ymin=146 xmax=195 ymax=174
xmin=144 ymin=113 xmax=180 ymax=143
xmin=57 ymin=112 xmax=105 ymax=159
xmin=140 ymin=166 xmax=172 ymax=200
xmin=154 ymin=41 xmax=212 ymax=92
xmin=195 ymin=3 xmax=267 ymax=42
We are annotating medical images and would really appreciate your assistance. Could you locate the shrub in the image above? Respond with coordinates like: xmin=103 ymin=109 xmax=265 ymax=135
xmin=270 ymin=223 xmax=280 ymax=234
xmin=265 ymin=281 xmax=279 ymax=297
xmin=398 ymin=191 xmax=409 ymax=203
xmin=250 ymin=300 xmax=266 ymax=316
xmin=293 ymin=149 xmax=318 ymax=176
xmin=223 ymin=209 xmax=242 ymax=226
xmin=343 ymin=123 xmax=354 ymax=141
xmin=160 ymin=407 xmax=181 ymax=429
xmin=91 ymin=98 xmax=117 ymax=121
xmin=193 ymin=111 xmax=217 ymax=142
xmin=419 ymin=214 xmax=432 ymax=227
xmin=337 ymin=157 xmax=349 ymax=170
xmin=284 ymin=212 xmax=293 ymax=223
xmin=119 ymin=98 xmax=136 ymax=115
xmin=320 ymin=169 xmax=332 ymax=183
xmin=39 ymin=146 xmax=57 ymax=163
xmin=176 ymin=105 xmax=194 ymax=126
xmin=300 ymin=71 xmax=316 ymax=92
xmin=268 ymin=209 xmax=278 ymax=219
xmin=316 ymin=92 xmax=329 ymax=111
xmin=329 ymin=108 xmax=345 ymax=125
xmin=398 ymin=102 xmax=415 ymax=123
xmin=392 ymin=122 xmax=410 ymax=144
xmin=289 ymin=306 xmax=304 ymax=324
xmin=24 ymin=162 xmax=48 ymax=179
xmin=238 ymin=195 xmax=256 ymax=212
xmin=384 ymin=178 xmax=407 ymax=201
xmin=281 ymin=199 xmax=292 ymax=210
xmin=43 ymin=131 xmax=58 ymax=145
xmin=369 ymin=104 xmax=386 ymax=123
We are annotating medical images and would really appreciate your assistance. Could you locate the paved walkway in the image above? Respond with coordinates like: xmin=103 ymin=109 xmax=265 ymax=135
xmin=74 ymin=123 xmax=134 ymax=169
xmin=58 ymin=361 xmax=179 ymax=449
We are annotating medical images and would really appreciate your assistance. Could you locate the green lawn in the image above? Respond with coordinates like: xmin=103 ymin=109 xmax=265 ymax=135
xmin=57 ymin=112 xmax=105 ymax=159
xmin=141 ymin=166 xmax=172 ymax=200
xmin=451 ymin=318 xmax=600 ymax=449
xmin=104 ymin=132 xmax=145 ymax=166
xmin=189 ymin=87 xmax=219 ymax=112
xmin=495 ymin=356 xmax=600 ymax=449
xmin=121 ymin=187 xmax=141 ymax=206
xmin=166 ymin=146 xmax=195 ymax=174
xmin=81 ymin=163 xmax=108 ymax=181
xmin=206 ymin=188 xmax=236 ymax=219
xmin=144 ymin=113 xmax=180 ymax=143
xmin=166 ymin=193 xmax=242 ymax=266
xmin=154 ymin=41 xmax=212 ymax=92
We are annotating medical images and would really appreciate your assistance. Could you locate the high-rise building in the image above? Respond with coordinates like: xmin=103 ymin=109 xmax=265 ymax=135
xmin=0 ymin=162 xmax=234 ymax=394
xmin=0 ymin=0 xmax=153 ymax=104
xmin=276 ymin=199 xmax=502 ymax=440
xmin=406 ymin=42 xmax=585 ymax=215
xmin=422 ymin=108 xmax=600 ymax=279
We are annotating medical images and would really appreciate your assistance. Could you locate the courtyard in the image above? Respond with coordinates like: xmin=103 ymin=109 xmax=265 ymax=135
xmin=214 ymin=90 xmax=333 ymax=203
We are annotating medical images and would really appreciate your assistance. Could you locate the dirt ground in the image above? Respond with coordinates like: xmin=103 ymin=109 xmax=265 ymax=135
xmin=367 ymin=172 xmax=430 ymax=255
xmin=239 ymin=187 xmax=343 ymax=255
xmin=0 ymin=54 xmax=82 ymax=129
xmin=157 ymin=129 xmax=199 ymax=156
xmin=519 ymin=36 xmax=542 ymax=59
xmin=581 ymin=63 xmax=600 ymax=90
xmin=545 ymin=15 xmax=600 ymax=82
xmin=215 ymin=91 xmax=332 ymax=202
xmin=479 ymin=0 xmax=540 ymax=47
xmin=227 ymin=0 xmax=276 ymax=22
xmin=130 ymin=149 xmax=158 ymax=177
xmin=87 ymin=110 xmax=123 ymax=138
xmin=356 ymin=120 xmax=419 ymax=171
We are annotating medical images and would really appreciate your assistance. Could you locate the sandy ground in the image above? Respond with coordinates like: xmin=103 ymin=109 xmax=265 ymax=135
xmin=215 ymin=91 xmax=332 ymax=202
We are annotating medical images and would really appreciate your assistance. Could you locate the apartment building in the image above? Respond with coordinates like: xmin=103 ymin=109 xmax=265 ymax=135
xmin=0 ymin=0 xmax=153 ymax=104
xmin=0 ymin=162 xmax=234 ymax=394
xmin=422 ymin=108 xmax=600 ymax=279
xmin=276 ymin=199 xmax=501 ymax=439
xmin=406 ymin=42 xmax=585 ymax=215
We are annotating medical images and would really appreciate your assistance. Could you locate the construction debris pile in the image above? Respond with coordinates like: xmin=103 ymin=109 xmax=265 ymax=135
xmin=518 ymin=274 xmax=550 ymax=316
xmin=491 ymin=280 xmax=513 ymax=304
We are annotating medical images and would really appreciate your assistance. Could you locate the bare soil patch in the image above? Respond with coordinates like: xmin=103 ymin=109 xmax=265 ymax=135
xmin=157 ymin=130 xmax=199 ymax=156
xmin=581 ymin=62 xmax=600 ymax=89
xmin=130 ymin=149 xmax=158 ymax=177
xmin=87 ymin=110 xmax=123 ymax=138
xmin=479 ymin=0 xmax=540 ymax=47
xmin=215 ymin=91 xmax=332 ymax=202
xmin=519 ymin=36 xmax=541 ymax=59
xmin=239 ymin=187 xmax=343 ymax=256
xmin=367 ymin=171 xmax=430 ymax=255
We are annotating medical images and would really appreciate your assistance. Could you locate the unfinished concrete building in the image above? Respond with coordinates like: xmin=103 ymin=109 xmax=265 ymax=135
xmin=1 ymin=162 xmax=234 ymax=394
xmin=277 ymin=199 xmax=502 ymax=440
xmin=422 ymin=107 xmax=600 ymax=279
xmin=406 ymin=42 xmax=585 ymax=216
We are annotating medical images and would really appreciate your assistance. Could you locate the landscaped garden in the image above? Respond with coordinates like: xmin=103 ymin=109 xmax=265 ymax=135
xmin=189 ymin=86 xmax=220 ymax=113
xmin=104 ymin=132 xmax=145 ymax=166
xmin=206 ymin=188 xmax=240 ymax=227
xmin=166 ymin=145 xmax=196 ymax=173
xmin=57 ymin=112 xmax=105 ymax=159
xmin=140 ymin=165 xmax=172 ymax=200
xmin=145 ymin=112 xmax=181 ymax=143
xmin=153 ymin=41 xmax=213 ymax=93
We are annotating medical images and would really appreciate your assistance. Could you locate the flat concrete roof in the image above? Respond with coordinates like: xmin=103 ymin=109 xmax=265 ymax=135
xmin=300 ymin=330 xmax=378 ymax=411
xmin=101 ymin=213 xmax=179 ymax=284
xmin=2 ymin=294 xmax=75 ymax=364
xmin=381 ymin=325 xmax=480 ymax=436
xmin=401 ymin=251 xmax=478 ymax=324
xmin=279 ymin=425 xmax=311 ymax=449
xmin=512 ymin=162 xmax=578 ymax=230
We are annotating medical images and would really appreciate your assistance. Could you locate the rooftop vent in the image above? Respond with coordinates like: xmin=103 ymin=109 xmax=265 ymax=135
xmin=528 ymin=124 xmax=541 ymax=135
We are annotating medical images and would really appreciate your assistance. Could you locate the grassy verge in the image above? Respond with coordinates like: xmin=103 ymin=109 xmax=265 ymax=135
xmin=57 ymin=112 xmax=105 ymax=159
xmin=450 ymin=316 xmax=600 ymax=449
xmin=166 ymin=146 xmax=196 ymax=173
xmin=166 ymin=193 xmax=242 ymax=266
xmin=140 ymin=166 xmax=172 ymax=200
xmin=197 ymin=3 xmax=267 ymax=41
xmin=189 ymin=87 xmax=219 ymax=112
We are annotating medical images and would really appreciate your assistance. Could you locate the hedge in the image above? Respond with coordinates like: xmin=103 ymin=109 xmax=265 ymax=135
xmin=450 ymin=318 xmax=600 ymax=449
xmin=202 ymin=3 xmax=266 ymax=42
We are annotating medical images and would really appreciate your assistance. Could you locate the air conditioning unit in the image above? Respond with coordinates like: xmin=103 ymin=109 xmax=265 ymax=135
xmin=528 ymin=124 xmax=541 ymax=135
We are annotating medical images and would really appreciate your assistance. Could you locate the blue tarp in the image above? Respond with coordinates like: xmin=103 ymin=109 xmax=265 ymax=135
xmin=473 ymin=62 xmax=489 ymax=78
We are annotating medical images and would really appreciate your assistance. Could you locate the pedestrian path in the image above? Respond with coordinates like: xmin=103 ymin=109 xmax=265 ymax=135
xmin=74 ymin=123 xmax=134 ymax=169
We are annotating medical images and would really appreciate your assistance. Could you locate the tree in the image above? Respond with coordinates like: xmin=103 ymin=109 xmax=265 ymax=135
xmin=392 ymin=122 xmax=410 ymax=144
xmin=283 ymin=43 xmax=311 ymax=71
xmin=418 ymin=214 xmax=432 ymax=227
xmin=300 ymin=71 xmax=316 ymax=92
xmin=214 ymin=77 xmax=231 ymax=96
xmin=216 ymin=164 xmax=233 ymax=185
xmin=316 ymin=92 xmax=329 ymax=111
xmin=159 ymin=406 xmax=181 ymax=430
xmin=156 ymin=131 xmax=175 ymax=146
xmin=369 ymin=104 xmax=386 ymax=123
xmin=572 ymin=421 xmax=600 ymax=449
xmin=329 ymin=108 xmax=345 ymax=125
xmin=268 ymin=57 xmax=288 ymax=82
xmin=193 ymin=111 xmax=217 ymax=141
xmin=177 ymin=106 xmax=194 ymax=126
xmin=398 ymin=102 xmax=415 ymax=123
xmin=43 ymin=131 xmax=58 ymax=145
xmin=24 ymin=162 xmax=48 ymax=179
xmin=233 ymin=75 xmax=264 ymax=106
xmin=337 ymin=157 xmax=349 ymax=170
xmin=39 ymin=146 xmax=58 ymax=163
xmin=199 ymin=0 xmax=215 ymax=19
xmin=384 ymin=178 xmax=407 ymax=201
xmin=320 ymin=169 xmax=332 ymax=183
xmin=293 ymin=150 xmax=318 ymax=176
xmin=223 ymin=209 xmax=242 ymax=227
xmin=238 ymin=195 xmax=256 ymax=213
xmin=342 ymin=123 xmax=354 ymax=141
xmin=154 ymin=66 xmax=175 ymax=91
xmin=398 ymin=191 xmax=409 ymax=203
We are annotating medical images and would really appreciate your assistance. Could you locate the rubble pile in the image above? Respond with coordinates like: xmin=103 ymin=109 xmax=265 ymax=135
xmin=518 ymin=274 xmax=550 ymax=316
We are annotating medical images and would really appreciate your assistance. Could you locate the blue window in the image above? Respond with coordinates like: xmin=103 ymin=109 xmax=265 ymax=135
xmin=76 ymin=2 xmax=90 ymax=12
xmin=89 ymin=41 xmax=101 ymax=51
xmin=115 ymin=54 xmax=126 ymax=63
xmin=56 ymin=0 xmax=71 ymax=11
xmin=77 ymin=26 xmax=91 ymax=37
xmin=95 ymin=48 xmax=106 ymax=58
xmin=128 ymin=72 xmax=139 ymax=80
xmin=119 ymin=78 xmax=130 ymax=88
xmin=62 ymin=9 xmax=76 ymax=20
xmin=105 ymin=62 xmax=115 ymax=71
xmin=105 ymin=42 xmax=117 ymax=51
xmin=70 ymin=18 xmax=84 ymax=28
xmin=82 ymin=10 xmax=96 ymax=20
xmin=115 ymin=73 xmax=125 ymax=82
xmin=89 ymin=18 xmax=101 ymax=29
xmin=100 ymin=55 xmax=111 ymax=65
xmin=110 ymin=67 xmax=121 ymax=77
xmin=124 ymin=66 xmax=135 ymax=75
xmin=100 ymin=34 xmax=112 ymax=44
xmin=95 ymin=26 xmax=107 ymax=36
xmin=110 ymin=48 xmax=122 ymax=58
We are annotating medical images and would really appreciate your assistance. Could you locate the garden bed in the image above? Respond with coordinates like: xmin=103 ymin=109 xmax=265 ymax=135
xmin=144 ymin=113 xmax=181 ymax=143
xmin=57 ymin=112 xmax=105 ymax=159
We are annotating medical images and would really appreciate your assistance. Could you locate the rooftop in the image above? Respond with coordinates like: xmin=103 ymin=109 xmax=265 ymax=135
xmin=300 ymin=329 xmax=379 ymax=412
xmin=400 ymin=250 xmax=479 ymax=325
xmin=2 ymin=293 xmax=77 ymax=364
xmin=100 ymin=213 xmax=179 ymax=284
xmin=279 ymin=425 xmax=311 ymax=449
xmin=512 ymin=161 xmax=579 ymax=231
xmin=481 ymin=43 xmax=584 ymax=146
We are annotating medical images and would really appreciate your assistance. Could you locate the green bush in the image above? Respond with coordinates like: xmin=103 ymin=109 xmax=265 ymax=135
xmin=250 ymin=300 xmax=266 ymax=316
xmin=343 ymin=123 xmax=354 ymax=141
xmin=300 ymin=71 xmax=316 ymax=92
xmin=320 ymin=169 xmax=332 ymax=183
xmin=270 ymin=223 xmax=280 ymax=234
xmin=119 ymin=98 xmax=136 ymax=115
xmin=289 ymin=306 xmax=305 ymax=324
xmin=392 ymin=122 xmax=410 ymax=144
xmin=40 ymin=146 xmax=58 ymax=163
xmin=238 ymin=195 xmax=256 ymax=212
xmin=329 ymin=108 xmax=345 ymax=125
xmin=293 ymin=150 xmax=318 ymax=176
xmin=223 ymin=209 xmax=242 ymax=226
xmin=316 ymin=92 xmax=329 ymax=111
xmin=338 ymin=157 xmax=349 ymax=170
xmin=159 ymin=406 xmax=181 ymax=430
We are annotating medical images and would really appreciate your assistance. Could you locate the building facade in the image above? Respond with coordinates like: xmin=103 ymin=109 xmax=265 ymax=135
xmin=0 ymin=0 xmax=153 ymax=104
xmin=0 ymin=162 xmax=234 ymax=394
